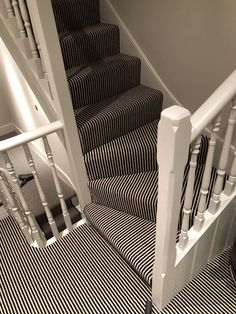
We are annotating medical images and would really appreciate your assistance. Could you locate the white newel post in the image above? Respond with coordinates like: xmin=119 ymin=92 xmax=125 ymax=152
xmin=27 ymin=0 xmax=92 ymax=210
xmin=152 ymin=106 xmax=192 ymax=309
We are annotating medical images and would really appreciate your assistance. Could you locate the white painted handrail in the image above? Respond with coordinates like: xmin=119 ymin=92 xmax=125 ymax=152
xmin=191 ymin=69 xmax=236 ymax=142
xmin=0 ymin=121 xmax=63 ymax=152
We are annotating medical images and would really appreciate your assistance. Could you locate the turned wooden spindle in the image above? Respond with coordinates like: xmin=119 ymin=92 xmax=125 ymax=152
xmin=18 ymin=0 xmax=39 ymax=59
xmin=4 ymin=0 xmax=15 ymax=18
xmin=224 ymin=150 xmax=236 ymax=196
xmin=209 ymin=99 xmax=236 ymax=214
xmin=2 ymin=151 xmax=46 ymax=246
xmin=178 ymin=136 xmax=201 ymax=250
xmin=194 ymin=115 xmax=222 ymax=230
xmin=11 ymin=0 xmax=27 ymax=38
xmin=23 ymin=144 xmax=60 ymax=239
xmin=0 ymin=172 xmax=32 ymax=243
xmin=43 ymin=136 xmax=73 ymax=231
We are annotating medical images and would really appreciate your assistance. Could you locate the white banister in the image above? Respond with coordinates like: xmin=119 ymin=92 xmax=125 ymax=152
xmin=27 ymin=0 xmax=91 ymax=209
xmin=191 ymin=70 xmax=236 ymax=142
xmin=208 ymin=100 xmax=236 ymax=214
xmin=178 ymin=136 xmax=201 ymax=250
xmin=43 ymin=136 xmax=73 ymax=231
xmin=1 ymin=152 xmax=46 ymax=246
xmin=0 ymin=170 xmax=32 ymax=243
xmin=152 ymin=106 xmax=192 ymax=309
xmin=224 ymin=150 xmax=236 ymax=196
xmin=0 ymin=121 xmax=63 ymax=152
xmin=4 ymin=0 xmax=15 ymax=17
xmin=18 ymin=0 xmax=39 ymax=59
xmin=194 ymin=115 xmax=222 ymax=231
xmin=23 ymin=144 xmax=60 ymax=239
xmin=11 ymin=0 xmax=27 ymax=39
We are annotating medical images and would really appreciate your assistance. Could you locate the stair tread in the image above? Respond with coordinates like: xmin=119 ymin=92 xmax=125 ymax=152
xmin=85 ymin=120 xmax=158 ymax=180
xmin=60 ymin=23 xmax=120 ymax=70
xmin=85 ymin=202 xmax=156 ymax=285
xmin=75 ymin=85 xmax=163 ymax=153
xmin=67 ymin=54 xmax=141 ymax=109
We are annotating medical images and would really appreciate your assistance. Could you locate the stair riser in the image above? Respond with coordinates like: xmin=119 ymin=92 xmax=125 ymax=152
xmin=52 ymin=0 xmax=100 ymax=33
xmin=60 ymin=25 xmax=120 ymax=70
xmin=68 ymin=58 xmax=141 ymax=109
xmin=77 ymin=90 xmax=163 ymax=154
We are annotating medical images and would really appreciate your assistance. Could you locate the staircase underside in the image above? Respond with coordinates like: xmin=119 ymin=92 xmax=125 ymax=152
xmin=1 ymin=216 xmax=235 ymax=314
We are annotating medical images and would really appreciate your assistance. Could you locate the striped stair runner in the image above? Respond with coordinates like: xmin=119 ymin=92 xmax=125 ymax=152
xmin=48 ymin=0 xmax=229 ymax=289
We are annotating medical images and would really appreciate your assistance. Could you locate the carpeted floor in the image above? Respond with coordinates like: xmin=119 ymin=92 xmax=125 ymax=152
xmin=1 ymin=216 xmax=235 ymax=314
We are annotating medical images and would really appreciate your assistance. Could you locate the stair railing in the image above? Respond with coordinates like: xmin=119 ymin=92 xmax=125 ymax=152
xmin=153 ymin=69 xmax=236 ymax=309
xmin=0 ymin=121 xmax=79 ymax=247
xmin=1 ymin=0 xmax=92 ymax=210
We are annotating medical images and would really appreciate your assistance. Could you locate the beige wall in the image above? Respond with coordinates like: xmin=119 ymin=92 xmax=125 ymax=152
xmin=104 ymin=0 xmax=236 ymax=112
xmin=0 ymin=58 xmax=13 ymax=127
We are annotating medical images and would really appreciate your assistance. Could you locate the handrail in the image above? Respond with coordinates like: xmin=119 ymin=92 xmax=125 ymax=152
xmin=0 ymin=120 xmax=63 ymax=152
xmin=191 ymin=69 xmax=236 ymax=142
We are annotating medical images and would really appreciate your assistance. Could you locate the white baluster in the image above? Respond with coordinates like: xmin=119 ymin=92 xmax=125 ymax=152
xmin=4 ymin=0 xmax=15 ymax=18
xmin=178 ymin=136 xmax=201 ymax=250
xmin=224 ymin=150 xmax=236 ymax=196
xmin=194 ymin=115 xmax=222 ymax=230
xmin=18 ymin=0 xmax=39 ymax=59
xmin=0 ymin=172 xmax=32 ymax=243
xmin=209 ymin=99 xmax=236 ymax=214
xmin=43 ymin=137 xmax=73 ymax=231
xmin=2 ymin=151 xmax=46 ymax=246
xmin=11 ymin=0 xmax=27 ymax=38
xmin=23 ymin=144 xmax=60 ymax=239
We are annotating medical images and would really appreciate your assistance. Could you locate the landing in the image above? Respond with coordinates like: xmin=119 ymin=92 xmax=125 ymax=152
xmin=0 ymin=216 xmax=235 ymax=314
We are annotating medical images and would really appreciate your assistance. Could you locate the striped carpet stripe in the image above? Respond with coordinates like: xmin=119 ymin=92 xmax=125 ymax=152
xmin=85 ymin=120 xmax=159 ymax=180
xmin=51 ymin=0 xmax=100 ymax=34
xmin=67 ymin=54 xmax=141 ymax=109
xmin=1 ymin=216 xmax=235 ymax=314
xmin=75 ymin=85 xmax=163 ymax=154
xmin=59 ymin=23 xmax=120 ymax=70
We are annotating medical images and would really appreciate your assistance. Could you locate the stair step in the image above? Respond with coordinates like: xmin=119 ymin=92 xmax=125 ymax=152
xmin=89 ymin=171 xmax=158 ymax=222
xmin=52 ymin=0 xmax=100 ymax=34
xmin=84 ymin=203 xmax=156 ymax=285
xmin=39 ymin=206 xmax=81 ymax=240
xmin=75 ymin=85 xmax=163 ymax=154
xmin=85 ymin=120 xmax=158 ymax=180
xmin=67 ymin=54 xmax=141 ymax=109
xmin=60 ymin=23 xmax=120 ymax=70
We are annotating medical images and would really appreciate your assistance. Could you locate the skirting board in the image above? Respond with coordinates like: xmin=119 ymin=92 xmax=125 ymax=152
xmin=100 ymin=0 xmax=182 ymax=110
xmin=0 ymin=123 xmax=18 ymax=137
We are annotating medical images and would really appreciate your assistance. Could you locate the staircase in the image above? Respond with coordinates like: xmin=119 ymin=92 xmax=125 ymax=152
xmin=50 ymin=0 xmax=211 ymax=287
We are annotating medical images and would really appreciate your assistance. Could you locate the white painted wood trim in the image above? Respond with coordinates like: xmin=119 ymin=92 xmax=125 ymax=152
xmin=191 ymin=71 xmax=236 ymax=142
xmin=0 ymin=121 xmax=63 ymax=151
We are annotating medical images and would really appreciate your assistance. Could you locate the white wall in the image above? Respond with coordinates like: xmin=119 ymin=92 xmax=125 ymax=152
xmin=0 ymin=38 xmax=74 ymax=185
xmin=102 ymin=0 xmax=236 ymax=112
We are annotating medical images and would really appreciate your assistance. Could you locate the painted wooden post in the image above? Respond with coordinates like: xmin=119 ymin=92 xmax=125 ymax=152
xmin=152 ymin=106 xmax=192 ymax=309
xmin=43 ymin=136 xmax=73 ymax=231
xmin=23 ymin=144 xmax=60 ymax=239
xmin=0 ymin=171 xmax=32 ymax=243
xmin=224 ymin=150 xmax=236 ymax=196
xmin=18 ymin=0 xmax=39 ymax=59
xmin=2 ymin=151 xmax=46 ymax=246
xmin=26 ymin=0 xmax=92 ymax=210
xmin=4 ymin=0 xmax=15 ymax=18
xmin=11 ymin=0 xmax=27 ymax=38
xmin=178 ymin=136 xmax=201 ymax=250
xmin=209 ymin=99 xmax=236 ymax=214
xmin=194 ymin=115 xmax=222 ymax=230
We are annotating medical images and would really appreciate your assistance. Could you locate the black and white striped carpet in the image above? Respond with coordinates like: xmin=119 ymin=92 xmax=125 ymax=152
xmin=1 ymin=216 xmax=235 ymax=314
